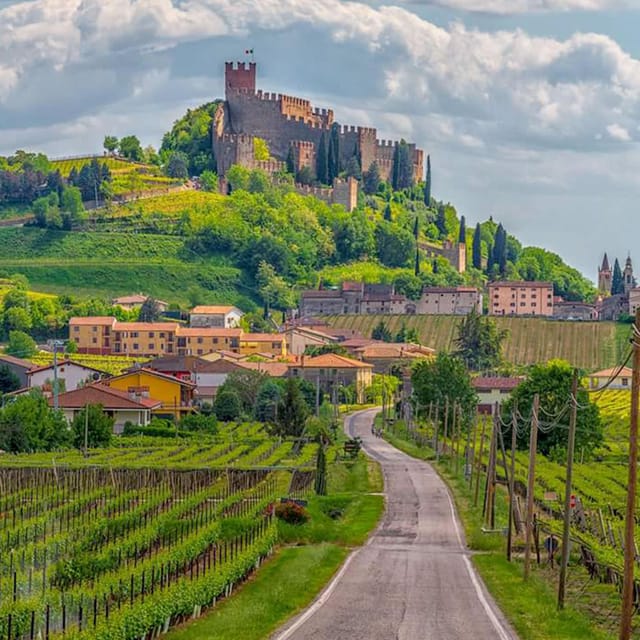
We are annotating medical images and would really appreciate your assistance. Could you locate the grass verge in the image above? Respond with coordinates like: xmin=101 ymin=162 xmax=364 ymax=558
xmin=166 ymin=448 xmax=384 ymax=640
xmin=383 ymin=422 xmax=615 ymax=640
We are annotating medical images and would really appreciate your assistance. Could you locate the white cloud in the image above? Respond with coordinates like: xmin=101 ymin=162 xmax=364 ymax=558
xmin=406 ymin=0 xmax=633 ymax=14
xmin=606 ymin=123 xmax=632 ymax=140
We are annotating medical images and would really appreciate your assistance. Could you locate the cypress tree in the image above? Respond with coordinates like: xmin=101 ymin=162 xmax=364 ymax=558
xmin=314 ymin=444 xmax=327 ymax=495
xmin=328 ymin=123 xmax=341 ymax=183
xmin=492 ymin=224 xmax=507 ymax=276
xmin=414 ymin=245 xmax=420 ymax=276
xmin=286 ymin=147 xmax=295 ymax=175
xmin=413 ymin=214 xmax=420 ymax=240
xmin=424 ymin=154 xmax=431 ymax=207
xmin=316 ymin=133 xmax=328 ymax=185
xmin=458 ymin=215 xmax=466 ymax=244
xmin=392 ymin=140 xmax=412 ymax=190
xmin=363 ymin=161 xmax=380 ymax=195
xmin=384 ymin=202 xmax=392 ymax=221
xmin=436 ymin=203 xmax=447 ymax=237
xmin=472 ymin=223 xmax=482 ymax=270
xmin=486 ymin=241 xmax=495 ymax=276
xmin=612 ymin=258 xmax=624 ymax=295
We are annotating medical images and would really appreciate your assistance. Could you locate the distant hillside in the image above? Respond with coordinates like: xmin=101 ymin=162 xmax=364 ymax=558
xmin=326 ymin=314 xmax=630 ymax=370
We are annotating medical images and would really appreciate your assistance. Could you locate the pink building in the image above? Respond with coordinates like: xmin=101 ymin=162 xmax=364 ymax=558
xmin=488 ymin=281 xmax=554 ymax=317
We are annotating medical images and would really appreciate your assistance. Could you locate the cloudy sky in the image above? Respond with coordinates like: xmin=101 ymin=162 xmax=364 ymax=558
xmin=2 ymin=0 xmax=640 ymax=281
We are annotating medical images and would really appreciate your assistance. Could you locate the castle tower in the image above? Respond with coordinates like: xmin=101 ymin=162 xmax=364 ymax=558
xmin=623 ymin=254 xmax=635 ymax=294
xmin=225 ymin=61 xmax=256 ymax=97
xmin=598 ymin=253 xmax=612 ymax=294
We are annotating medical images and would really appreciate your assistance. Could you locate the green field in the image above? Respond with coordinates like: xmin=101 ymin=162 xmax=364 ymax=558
xmin=327 ymin=314 xmax=629 ymax=370
xmin=51 ymin=156 xmax=145 ymax=175
xmin=0 ymin=228 xmax=253 ymax=306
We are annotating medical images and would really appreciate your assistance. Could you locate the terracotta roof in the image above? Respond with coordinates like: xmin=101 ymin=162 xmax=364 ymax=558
xmin=341 ymin=281 xmax=364 ymax=292
xmin=146 ymin=355 xmax=206 ymax=372
xmin=237 ymin=362 xmax=289 ymax=377
xmin=48 ymin=384 xmax=161 ymax=410
xmin=0 ymin=354 xmax=34 ymax=370
xmin=115 ymin=322 xmax=179 ymax=331
xmin=487 ymin=281 xmax=553 ymax=288
xmin=285 ymin=326 xmax=336 ymax=341
xmin=107 ymin=368 xmax=196 ymax=388
xmin=190 ymin=305 xmax=241 ymax=314
xmin=590 ymin=367 xmax=633 ymax=378
xmin=472 ymin=377 xmax=522 ymax=391
xmin=241 ymin=333 xmax=285 ymax=342
xmin=27 ymin=359 xmax=109 ymax=376
xmin=298 ymin=354 xmax=373 ymax=369
xmin=354 ymin=344 xmax=434 ymax=359
xmin=69 ymin=316 xmax=116 ymax=326
xmin=340 ymin=338 xmax=381 ymax=349
xmin=196 ymin=359 xmax=245 ymax=373
xmin=300 ymin=290 xmax=342 ymax=299
xmin=422 ymin=287 xmax=478 ymax=294
xmin=179 ymin=328 xmax=242 ymax=337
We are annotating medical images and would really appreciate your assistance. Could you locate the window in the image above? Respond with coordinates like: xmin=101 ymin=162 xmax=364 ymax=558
xmin=149 ymin=332 xmax=155 ymax=338
xmin=92 ymin=337 xmax=97 ymax=344
xmin=510 ymin=303 xmax=516 ymax=307
xmin=148 ymin=344 xmax=155 ymax=350
xmin=73 ymin=326 xmax=79 ymax=332
xmin=213 ymin=338 xmax=219 ymax=345
xmin=520 ymin=302 xmax=526 ymax=307
xmin=623 ymin=378 xmax=629 ymax=386
xmin=74 ymin=337 xmax=79 ymax=343
xmin=159 ymin=332 xmax=165 ymax=338
xmin=197 ymin=349 xmax=203 ymax=355
xmin=197 ymin=337 xmax=203 ymax=344
xmin=531 ymin=294 xmax=537 ymax=299
xmin=131 ymin=332 xmax=139 ymax=338
xmin=92 ymin=326 xmax=97 ymax=332
xmin=133 ymin=343 xmax=139 ymax=350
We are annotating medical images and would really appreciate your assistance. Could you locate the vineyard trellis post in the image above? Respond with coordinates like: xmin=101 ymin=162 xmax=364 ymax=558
xmin=619 ymin=308 xmax=640 ymax=640
xmin=507 ymin=403 xmax=517 ymax=562
xmin=558 ymin=368 xmax=578 ymax=610
xmin=524 ymin=393 xmax=539 ymax=581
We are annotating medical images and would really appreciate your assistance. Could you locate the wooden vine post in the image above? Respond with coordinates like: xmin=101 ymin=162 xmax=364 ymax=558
xmin=524 ymin=393 xmax=539 ymax=581
xmin=619 ymin=308 xmax=640 ymax=640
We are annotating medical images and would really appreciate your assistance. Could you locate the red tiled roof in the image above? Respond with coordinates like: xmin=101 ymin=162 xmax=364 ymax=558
xmin=590 ymin=367 xmax=633 ymax=378
xmin=48 ymin=384 xmax=161 ymax=410
xmin=27 ymin=359 xmax=109 ymax=375
xmin=237 ymin=362 xmax=289 ymax=377
xmin=472 ymin=377 xmax=522 ymax=391
xmin=69 ymin=316 xmax=116 ymax=326
xmin=115 ymin=322 xmax=179 ymax=331
xmin=190 ymin=305 xmax=241 ymax=314
xmin=179 ymin=328 xmax=242 ymax=337
xmin=487 ymin=281 xmax=553 ymax=288
xmin=422 ymin=287 xmax=478 ymax=294
xmin=298 ymin=353 xmax=373 ymax=369
xmin=242 ymin=333 xmax=284 ymax=342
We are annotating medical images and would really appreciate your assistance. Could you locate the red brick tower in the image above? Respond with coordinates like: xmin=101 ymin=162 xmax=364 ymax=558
xmin=225 ymin=61 xmax=256 ymax=96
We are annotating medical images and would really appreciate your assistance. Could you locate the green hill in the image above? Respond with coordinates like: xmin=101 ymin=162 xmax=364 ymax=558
xmin=326 ymin=314 xmax=630 ymax=370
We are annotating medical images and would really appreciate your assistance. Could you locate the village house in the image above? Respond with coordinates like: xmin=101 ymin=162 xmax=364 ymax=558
xmin=0 ymin=354 xmax=34 ymax=387
xmin=288 ymin=353 xmax=373 ymax=403
xmin=487 ymin=281 xmax=554 ymax=317
xmin=588 ymin=367 xmax=633 ymax=391
xmin=472 ymin=377 xmax=522 ymax=414
xmin=112 ymin=295 xmax=169 ymax=312
xmin=284 ymin=326 xmax=338 ymax=356
xmin=27 ymin=360 xmax=109 ymax=392
xmin=299 ymin=282 xmax=406 ymax=317
xmin=104 ymin=368 xmax=196 ymax=421
xmin=350 ymin=343 xmax=435 ymax=374
xmin=49 ymin=384 xmax=161 ymax=433
xmin=189 ymin=305 xmax=244 ymax=328
xmin=552 ymin=300 xmax=599 ymax=321
xmin=416 ymin=287 xmax=482 ymax=315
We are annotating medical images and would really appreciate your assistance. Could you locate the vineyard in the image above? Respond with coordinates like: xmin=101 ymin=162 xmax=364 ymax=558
xmin=327 ymin=314 xmax=630 ymax=370
xmin=0 ymin=422 xmax=321 ymax=640
xmin=50 ymin=157 xmax=146 ymax=176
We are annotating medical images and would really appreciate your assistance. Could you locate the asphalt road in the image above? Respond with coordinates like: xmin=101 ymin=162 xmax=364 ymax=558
xmin=273 ymin=408 xmax=518 ymax=640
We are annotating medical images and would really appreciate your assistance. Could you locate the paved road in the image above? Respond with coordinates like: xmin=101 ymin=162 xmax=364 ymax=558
xmin=273 ymin=409 xmax=517 ymax=640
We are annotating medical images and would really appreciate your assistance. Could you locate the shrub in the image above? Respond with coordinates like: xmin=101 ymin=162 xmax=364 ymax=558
xmin=275 ymin=501 xmax=309 ymax=525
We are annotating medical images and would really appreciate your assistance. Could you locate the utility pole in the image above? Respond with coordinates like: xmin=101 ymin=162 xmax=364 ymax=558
xmin=473 ymin=417 xmax=487 ymax=507
xmin=558 ymin=369 xmax=579 ymax=609
xmin=524 ymin=393 xmax=539 ymax=580
xmin=52 ymin=341 xmax=61 ymax=411
xmin=620 ymin=308 xmax=640 ymax=640
xmin=83 ymin=404 xmax=89 ymax=459
xmin=507 ymin=404 xmax=517 ymax=562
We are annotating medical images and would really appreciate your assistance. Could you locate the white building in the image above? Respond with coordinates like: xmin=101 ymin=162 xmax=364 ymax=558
xmin=27 ymin=360 xmax=109 ymax=393
xmin=189 ymin=306 xmax=244 ymax=328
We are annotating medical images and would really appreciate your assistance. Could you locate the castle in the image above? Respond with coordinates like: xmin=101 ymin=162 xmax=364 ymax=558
xmin=597 ymin=253 xmax=637 ymax=321
xmin=212 ymin=62 xmax=425 ymax=211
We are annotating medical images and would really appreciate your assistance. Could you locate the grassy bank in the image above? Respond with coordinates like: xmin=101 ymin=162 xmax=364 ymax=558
xmin=383 ymin=421 xmax=615 ymax=640
xmin=167 ymin=447 xmax=384 ymax=640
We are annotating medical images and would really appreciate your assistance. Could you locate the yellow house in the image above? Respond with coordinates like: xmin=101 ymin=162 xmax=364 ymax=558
xmin=105 ymin=368 xmax=196 ymax=420
xmin=239 ymin=333 xmax=287 ymax=357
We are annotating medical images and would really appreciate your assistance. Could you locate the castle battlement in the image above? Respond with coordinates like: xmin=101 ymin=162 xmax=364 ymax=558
xmin=221 ymin=132 xmax=253 ymax=144
xmin=357 ymin=126 xmax=376 ymax=136
xmin=378 ymin=139 xmax=398 ymax=148
xmin=290 ymin=140 xmax=315 ymax=149
xmin=255 ymin=159 xmax=286 ymax=173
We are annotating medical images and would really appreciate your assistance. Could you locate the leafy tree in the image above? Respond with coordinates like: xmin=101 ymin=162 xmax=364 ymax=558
xmin=454 ymin=308 xmax=507 ymax=371
xmin=296 ymin=166 xmax=315 ymax=186
xmin=316 ymin=133 xmax=329 ymax=185
xmin=412 ymin=353 xmax=477 ymax=426
xmin=472 ymin=223 xmax=482 ymax=270
xmin=375 ymin=221 xmax=415 ymax=268
xmin=118 ymin=135 xmax=143 ymax=162
xmin=4 ymin=307 xmax=32 ymax=333
xmin=72 ymin=404 xmax=113 ymax=449
xmin=256 ymin=261 xmax=295 ymax=312
xmin=333 ymin=209 xmax=375 ymax=263
xmin=253 ymin=137 xmax=270 ymax=161
xmin=406 ymin=327 xmax=420 ymax=343
xmin=160 ymin=102 xmax=219 ymax=175
xmin=60 ymin=186 xmax=85 ymax=224
xmin=363 ymin=161 xmax=380 ymax=195
xmin=255 ymin=380 xmax=282 ymax=422
xmin=275 ymin=378 xmax=309 ymax=437
xmin=424 ymin=154 xmax=431 ymax=207
xmin=165 ymin=152 xmax=189 ymax=179
xmin=0 ymin=392 xmax=70 ymax=453
xmin=179 ymin=413 xmax=217 ymax=433
xmin=139 ymin=297 xmax=162 ymax=322
xmin=219 ymin=369 xmax=269 ymax=416
xmin=502 ymin=361 xmax=603 ymax=457
xmin=304 ymin=344 xmax=347 ymax=357
xmin=371 ymin=320 xmax=392 ymax=342
xmin=0 ymin=364 xmax=20 ymax=394
xmin=6 ymin=331 xmax=37 ymax=358
xmin=344 ymin=155 xmax=361 ymax=180
xmin=612 ymin=258 xmax=624 ymax=295
xmin=394 ymin=322 xmax=408 ymax=343
xmin=214 ymin=388 xmax=242 ymax=421
xmin=200 ymin=170 xmax=218 ymax=192
xmin=458 ymin=215 xmax=466 ymax=244
xmin=103 ymin=136 xmax=119 ymax=154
